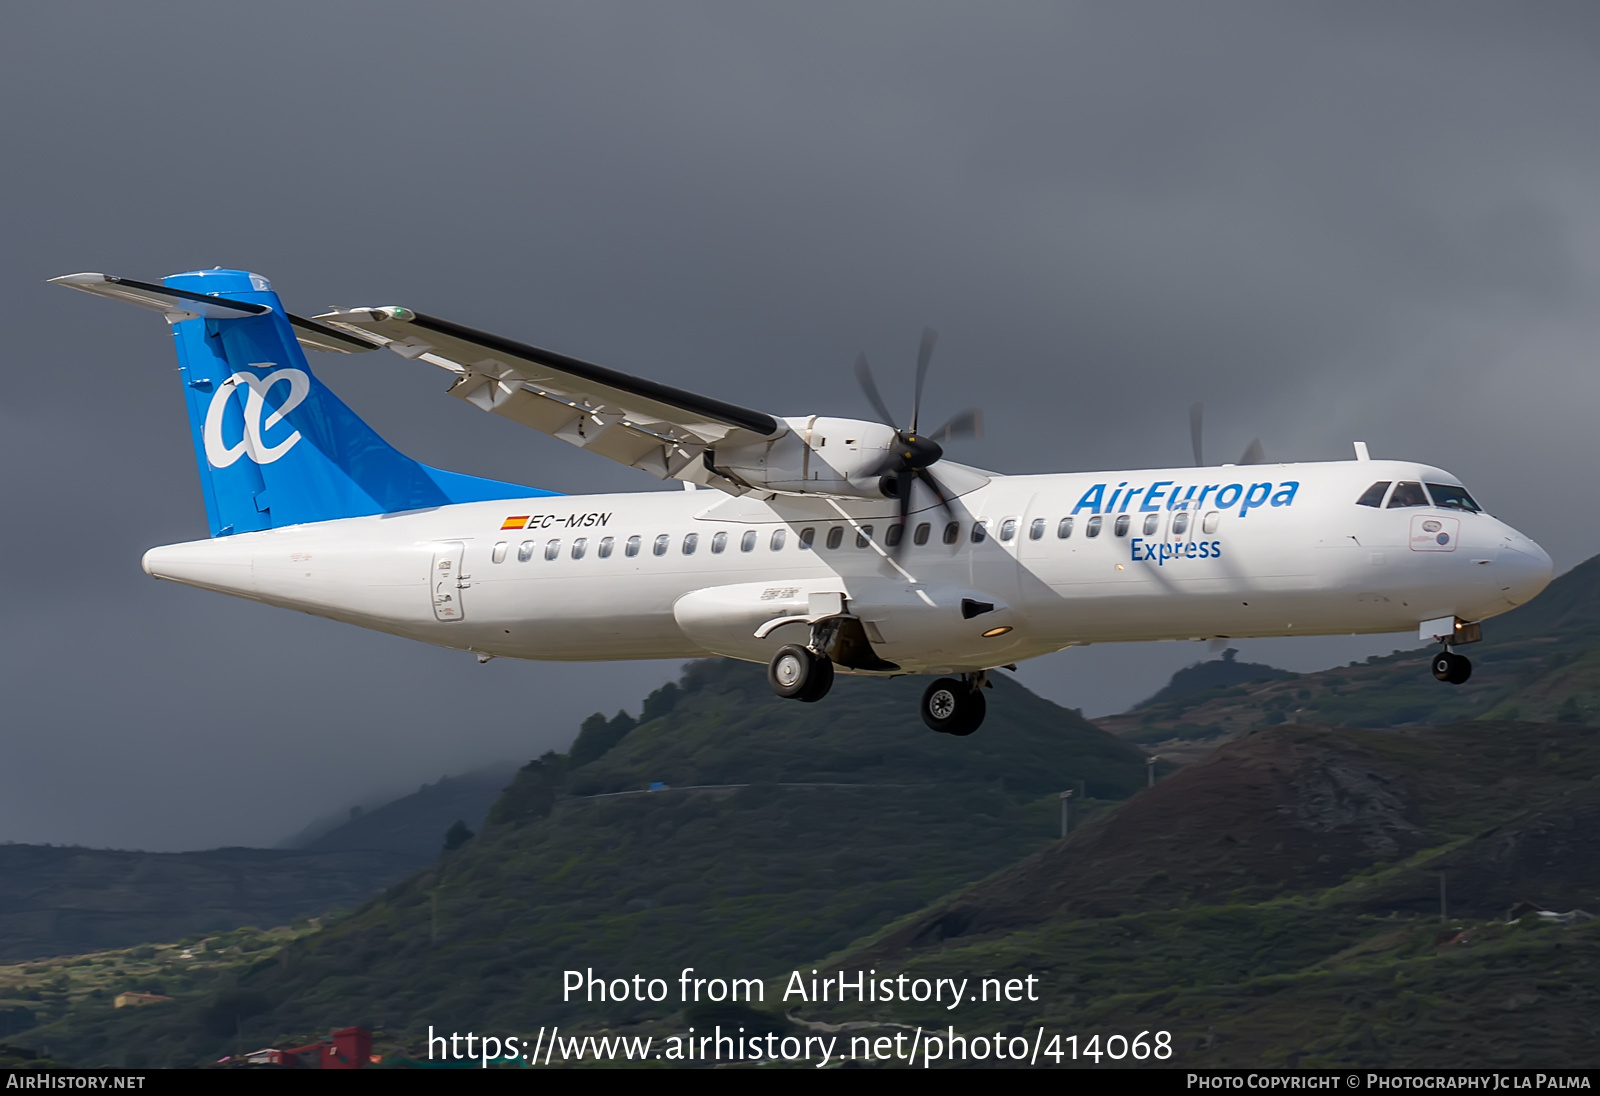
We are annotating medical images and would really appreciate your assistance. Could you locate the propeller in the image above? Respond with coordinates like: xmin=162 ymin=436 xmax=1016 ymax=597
xmin=1188 ymin=401 xmax=1267 ymax=466
xmin=853 ymin=328 xmax=982 ymax=550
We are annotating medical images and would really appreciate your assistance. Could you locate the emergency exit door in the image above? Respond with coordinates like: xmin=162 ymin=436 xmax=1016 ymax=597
xmin=431 ymin=542 xmax=468 ymax=622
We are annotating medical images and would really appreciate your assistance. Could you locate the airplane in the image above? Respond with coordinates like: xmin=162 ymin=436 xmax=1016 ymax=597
xmin=53 ymin=268 xmax=1554 ymax=735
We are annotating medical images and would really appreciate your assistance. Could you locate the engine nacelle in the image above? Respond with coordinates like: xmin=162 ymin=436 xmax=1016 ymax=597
xmin=711 ymin=416 xmax=899 ymax=498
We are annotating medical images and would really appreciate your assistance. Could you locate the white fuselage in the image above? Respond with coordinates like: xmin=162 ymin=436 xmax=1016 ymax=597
xmin=141 ymin=458 xmax=1552 ymax=676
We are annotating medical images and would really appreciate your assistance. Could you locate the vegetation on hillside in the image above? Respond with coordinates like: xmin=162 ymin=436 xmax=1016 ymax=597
xmin=793 ymin=720 xmax=1600 ymax=1067
xmin=1099 ymin=555 xmax=1600 ymax=756
xmin=19 ymin=659 xmax=1144 ymax=1066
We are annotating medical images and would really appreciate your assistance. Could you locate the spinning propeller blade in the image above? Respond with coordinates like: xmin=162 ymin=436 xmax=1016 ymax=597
xmin=911 ymin=327 xmax=936 ymax=434
xmin=853 ymin=353 xmax=899 ymax=430
xmin=1189 ymin=402 xmax=1267 ymax=466
xmin=850 ymin=330 xmax=979 ymax=553
xmin=928 ymin=408 xmax=983 ymax=443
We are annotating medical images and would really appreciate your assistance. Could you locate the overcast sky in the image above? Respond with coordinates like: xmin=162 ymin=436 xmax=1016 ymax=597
xmin=4 ymin=3 xmax=1599 ymax=850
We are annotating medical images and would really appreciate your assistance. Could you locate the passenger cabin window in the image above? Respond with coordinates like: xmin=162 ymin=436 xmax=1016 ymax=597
xmin=1086 ymin=515 xmax=1102 ymax=538
xmin=1113 ymin=514 xmax=1131 ymax=537
xmin=1000 ymin=518 xmax=1017 ymax=542
xmin=971 ymin=521 xmax=988 ymax=544
xmin=711 ymin=531 xmax=727 ymax=554
xmin=682 ymin=533 xmax=698 ymax=555
xmin=1356 ymin=481 xmax=1391 ymax=507
xmin=1387 ymin=481 xmax=1429 ymax=508
xmin=1057 ymin=517 xmax=1074 ymax=539
xmin=826 ymin=527 xmax=844 ymax=550
xmin=1142 ymin=513 xmax=1159 ymax=536
xmin=798 ymin=527 xmax=815 ymax=550
xmin=1171 ymin=512 xmax=1189 ymax=536
xmin=491 ymin=542 xmax=508 ymax=564
xmin=770 ymin=528 xmax=786 ymax=551
xmin=741 ymin=530 xmax=757 ymax=552
xmin=653 ymin=534 xmax=670 ymax=556
xmin=913 ymin=522 xmax=931 ymax=546
xmin=1426 ymin=484 xmax=1482 ymax=512
xmin=1202 ymin=512 xmax=1220 ymax=534
xmin=598 ymin=537 xmax=614 ymax=559
xmin=1029 ymin=518 xmax=1046 ymax=540
xmin=517 ymin=540 xmax=536 ymax=562
xmin=625 ymin=535 xmax=641 ymax=558
xmin=571 ymin=537 xmax=587 ymax=560
xmin=943 ymin=521 xmax=960 ymax=545
xmin=545 ymin=539 xmax=561 ymax=561
xmin=885 ymin=524 xmax=904 ymax=548
xmin=856 ymin=526 xmax=873 ymax=548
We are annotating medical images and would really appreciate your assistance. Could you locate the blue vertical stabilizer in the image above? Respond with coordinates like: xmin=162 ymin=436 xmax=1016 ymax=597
xmin=155 ymin=269 xmax=553 ymax=536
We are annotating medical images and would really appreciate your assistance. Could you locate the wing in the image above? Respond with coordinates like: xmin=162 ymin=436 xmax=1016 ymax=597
xmin=313 ymin=306 xmax=781 ymax=489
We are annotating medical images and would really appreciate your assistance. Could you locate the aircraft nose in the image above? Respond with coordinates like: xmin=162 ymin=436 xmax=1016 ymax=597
xmin=1497 ymin=533 xmax=1553 ymax=607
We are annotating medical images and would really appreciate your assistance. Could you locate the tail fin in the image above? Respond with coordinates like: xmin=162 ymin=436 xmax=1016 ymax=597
xmin=54 ymin=269 xmax=552 ymax=536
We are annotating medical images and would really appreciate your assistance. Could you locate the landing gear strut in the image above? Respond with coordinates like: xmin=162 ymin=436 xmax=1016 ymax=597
xmin=921 ymin=672 xmax=988 ymax=736
xmin=1431 ymin=649 xmax=1472 ymax=685
xmin=768 ymin=644 xmax=834 ymax=703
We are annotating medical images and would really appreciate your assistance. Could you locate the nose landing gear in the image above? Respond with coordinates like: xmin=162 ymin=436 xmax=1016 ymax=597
xmin=920 ymin=673 xmax=989 ymax=736
xmin=1431 ymin=649 xmax=1472 ymax=685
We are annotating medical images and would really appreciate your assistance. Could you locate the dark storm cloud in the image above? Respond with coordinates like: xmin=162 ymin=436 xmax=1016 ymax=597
xmin=3 ymin=3 xmax=1598 ymax=847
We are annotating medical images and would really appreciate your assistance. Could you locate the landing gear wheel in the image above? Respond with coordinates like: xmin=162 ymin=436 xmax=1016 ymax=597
xmin=921 ymin=677 xmax=987 ymax=736
xmin=768 ymin=644 xmax=834 ymax=702
xmin=1431 ymin=651 xmax=1472 ymax=685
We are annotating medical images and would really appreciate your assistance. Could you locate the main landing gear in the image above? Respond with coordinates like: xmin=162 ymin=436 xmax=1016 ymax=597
xmin=920 ymin=673 xmax=988 ymax=736
xmin=767 ymin=644 xmax=835 ymax=703
xmin=765 ymin=645 xmax=991 ymax=735
xmin=1431 ymin=649 xmax=1472 ymax=685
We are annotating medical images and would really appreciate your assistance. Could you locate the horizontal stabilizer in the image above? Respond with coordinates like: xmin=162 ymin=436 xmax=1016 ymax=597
xmin=50 ymin=272 xmax=381 ymax=356
xmin=50 ymin=272 xmax=270 ymax=321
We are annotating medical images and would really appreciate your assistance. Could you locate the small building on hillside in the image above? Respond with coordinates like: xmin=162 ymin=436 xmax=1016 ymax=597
xmin=239 ymin=1028 xmax=373 ymax=1069
xmin=112 ymin=992 xmax=172 ymax=1009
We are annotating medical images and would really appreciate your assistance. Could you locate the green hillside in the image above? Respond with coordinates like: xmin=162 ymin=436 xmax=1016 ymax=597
xmin=796 ymin=719 xmax=1600 ymax=1067
xmin=1100 ymin=554 xmax=1600 ymax=753
xmin=0 ymin=846 xmax=421 ymax=964
xmin=21 ymin=659 xmax=1145 ymax=1066
xmin=288 ymin=763 xmax=521 ymax=857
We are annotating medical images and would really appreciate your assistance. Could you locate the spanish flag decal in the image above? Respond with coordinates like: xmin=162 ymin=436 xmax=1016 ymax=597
xmin=501 ymin=516 xmax=530 ymax=530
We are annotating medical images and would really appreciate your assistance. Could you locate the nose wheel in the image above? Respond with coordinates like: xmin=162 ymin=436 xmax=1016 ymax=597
xmin=1431 ymin=650 xmax=1472 ymax=685
xmin=921 ymin=675 xmax=988 ymax=736
xmin=767 ymin=644 xmax=835 ymax=703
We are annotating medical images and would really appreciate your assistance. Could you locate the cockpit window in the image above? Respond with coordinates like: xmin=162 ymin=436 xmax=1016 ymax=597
xmin=1355 ymin=481 xmax=1391 ymax=507
xmin=1425 ymin=483 xmax=1482 ymax=513
xmin=1387 ymin=481 xmax=1429 ymax=508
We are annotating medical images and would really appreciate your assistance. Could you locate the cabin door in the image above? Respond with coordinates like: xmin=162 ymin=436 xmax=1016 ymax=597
xmin=431 ymin=542 xmax=468 ymax=622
